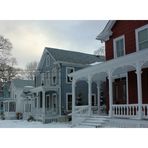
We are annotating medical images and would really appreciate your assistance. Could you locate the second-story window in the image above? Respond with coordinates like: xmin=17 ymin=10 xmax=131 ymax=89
xmin=66 ymin=67 xmax=74 ymax=83
xmin=52 ymin=68 xmax=57 ymax=85
xmin=41 ymin=73 xmax=44 ymax=86
xmin=137 ymin=26 xmax=148 ymax=50
xmin=113 ymin=35 xmax=125 ymax=58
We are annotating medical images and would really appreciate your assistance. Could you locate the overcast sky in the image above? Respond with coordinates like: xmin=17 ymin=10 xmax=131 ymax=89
xmin=0 ymin=20 xmax=107 ymax=68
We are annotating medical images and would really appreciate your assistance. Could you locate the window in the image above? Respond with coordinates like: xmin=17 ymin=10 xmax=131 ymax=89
xmin=136 ymin=25 xmax=148 ymax=50
xmin=4 ymin=102 xmax=8 ymax=112
xmin=46 ymin=56 xmax=50 ymax=66
xmin=92 ymin=94 xmax=97 ymax=106
xmin=66 ymin=93 xmax=72 ymax=111
xmin=45 ymin=72 xmax=50 ymax=85
xmin=41 ymin=73 xmax=44 ymax=86
xmin=25 ymin=104 xmax=31 ymax=112
xmin=39 ymin=92 xmax=42 ymax=108
xmin=66 ymin=67 xmax=74 ymax=83
xmin=52 ymin=68 xmax=57 ymax=85
xmin=9 ymin=102 xmax=16 ymax=112
xmin=113 ymin=35 xmax=125 ymax=58
xmin=52 ymin=94 xmax=57 ymax=112
xmin=35 ymin=98 xmax=37 ymax=108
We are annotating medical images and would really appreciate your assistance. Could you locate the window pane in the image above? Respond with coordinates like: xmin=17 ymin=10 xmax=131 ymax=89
xmin=116 ymin=39 xmax=124 ymax=57
xmin=139 ymin=41 xmax=148 ymax=50
xmin=9 ymin=102 xmax=16 ymax=112
xmin=68 ymin=95 xmax=72 ymax=110
xmin=138 ymin=28 xmax=148 ymax=42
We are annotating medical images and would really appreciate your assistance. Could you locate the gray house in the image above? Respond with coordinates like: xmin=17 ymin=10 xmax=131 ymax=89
xmin=32 ymin=47 xmax=104 ymax=122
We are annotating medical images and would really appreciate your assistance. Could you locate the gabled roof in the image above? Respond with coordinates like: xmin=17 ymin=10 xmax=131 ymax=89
xmin=12 ymin=79 xmax=34 ymax=89
xmin=45 ymin=47 xmax=104 ymax=65
xmin=96 ymin=20 xmax=116 ymax=42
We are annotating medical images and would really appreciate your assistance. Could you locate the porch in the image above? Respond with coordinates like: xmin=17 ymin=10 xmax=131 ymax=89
xmin=31 ymin=86 xmax=60 ymax=122
xmin=70 ymin=49 xmax=148 ymax=125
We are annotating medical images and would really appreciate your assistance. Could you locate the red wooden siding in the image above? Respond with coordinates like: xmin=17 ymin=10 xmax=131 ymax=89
xmin=105 ymin=20 xmax=148 ymax=61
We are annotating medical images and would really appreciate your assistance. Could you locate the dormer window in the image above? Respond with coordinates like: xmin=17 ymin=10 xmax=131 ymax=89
xmin=136 ymin=25 xmax=148 ymax=51
xmin=46 ymin=56 xmax=50 ymax=66
xmin=113 ymin=35 xmax=125 ymax=58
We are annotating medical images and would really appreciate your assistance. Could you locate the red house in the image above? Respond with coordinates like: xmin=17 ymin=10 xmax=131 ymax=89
xmin=70 ymin=20 xmax=148 ymax=126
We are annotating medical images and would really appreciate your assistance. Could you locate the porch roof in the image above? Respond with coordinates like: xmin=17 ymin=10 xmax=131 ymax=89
xmin=69 ymin=49 xmax=148 ymax=81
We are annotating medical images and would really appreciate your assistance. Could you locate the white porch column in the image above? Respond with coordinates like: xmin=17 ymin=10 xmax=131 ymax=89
xmin=88 ymin=76 xmax=92 ymax=116
xmin=72 ymin=79 xmax=76 ymax=114
xmin=108 ymin=71 xmax=113 ymax=117
xmin=42 ymin=90 xmax=46 ymax=123
xmin=97 ymin=82 xmax=101 ymax=114
xmin=136 ymin=63 xmax=142 ymax=119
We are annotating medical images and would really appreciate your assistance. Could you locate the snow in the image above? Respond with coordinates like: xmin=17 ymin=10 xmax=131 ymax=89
xmin=0 ymin=119 xmax=71 ymax=128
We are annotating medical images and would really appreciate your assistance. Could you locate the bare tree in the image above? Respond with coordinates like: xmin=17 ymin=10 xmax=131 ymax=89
xmin=25 ymin=61 xmax=38 ymax=80
xmin=0 ymin=35 xmax=18 ymax=82
xmin=94 ymin=46 xmax=105 ymax=56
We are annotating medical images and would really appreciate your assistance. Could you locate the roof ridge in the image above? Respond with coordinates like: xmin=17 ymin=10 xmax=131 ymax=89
xmin=45 ymin=47 xmax=101 ymax=57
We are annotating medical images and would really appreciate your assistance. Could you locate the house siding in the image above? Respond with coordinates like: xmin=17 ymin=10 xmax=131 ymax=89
xmin=105 ymin=20 xmax=148 ymax=61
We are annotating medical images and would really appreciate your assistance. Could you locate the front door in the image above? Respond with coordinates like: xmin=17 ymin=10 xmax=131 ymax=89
xmin=113 ymin=77 xmax=127 ymax=104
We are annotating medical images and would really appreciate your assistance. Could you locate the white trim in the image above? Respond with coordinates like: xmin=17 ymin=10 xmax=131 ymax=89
xmin=66 ymin=67 xmax=75 ymax=84
xmin=66 ymin=93 xmax=72 ymax=111
xmin=113 ymin=35 xmax=125 ymax=58
xmin=135 ymin=24 xmax=148 ymax=51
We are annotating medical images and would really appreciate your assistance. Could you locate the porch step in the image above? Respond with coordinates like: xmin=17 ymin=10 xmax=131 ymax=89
xmin=78 ymin=116 xmax=109 ymax=128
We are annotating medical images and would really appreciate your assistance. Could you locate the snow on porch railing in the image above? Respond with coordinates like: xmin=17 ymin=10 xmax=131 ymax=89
xmin=112 ymin=104 xmax=139 ymax=118
xmin=74 ymin=105 xmax=89 ymax=116
xmin=142 ymin=104 xmax=148 ymax=119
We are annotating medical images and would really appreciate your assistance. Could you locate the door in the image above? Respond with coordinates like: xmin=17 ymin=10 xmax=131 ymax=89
xmin=113 ymin=77 xmax=127 ymax=104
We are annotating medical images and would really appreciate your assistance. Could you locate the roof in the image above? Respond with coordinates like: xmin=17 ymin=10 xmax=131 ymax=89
xmin=45 ymin=47 xmax=104 ymax=65
xmin=96 ymin=20 xmax=116 ymax=42
xmin=12 ymin=79 xmax=34 ymax=89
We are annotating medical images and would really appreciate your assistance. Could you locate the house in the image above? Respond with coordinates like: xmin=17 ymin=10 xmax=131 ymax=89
xmin=31 ymin=47 xmax=104 ymax=123
xmin=3 ymin=79 xmax=34 ymax=119
xmin=70 ymin=20 xmax=148 ymax=127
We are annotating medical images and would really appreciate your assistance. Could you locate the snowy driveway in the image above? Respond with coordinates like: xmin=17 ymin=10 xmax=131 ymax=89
xmin=0 ymin=120 xmax=71 ymax=128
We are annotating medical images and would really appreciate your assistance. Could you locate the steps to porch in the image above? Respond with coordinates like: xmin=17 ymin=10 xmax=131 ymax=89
xmin=75 ymin=115 xmax=109 ymax=128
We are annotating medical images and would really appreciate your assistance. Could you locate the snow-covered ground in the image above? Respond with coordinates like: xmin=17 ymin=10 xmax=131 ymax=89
xmin=0 ymin=119 xmax=71 ymax=128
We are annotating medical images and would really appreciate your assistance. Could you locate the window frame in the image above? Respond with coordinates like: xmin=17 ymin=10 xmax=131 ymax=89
xmin=113 ymin=35 xmax=125 ymax=58
xmin=66 ymin=67 xmax=75 ymax=84
xmin=66 ymin=93 xmax=72 ymax=111
xmin=135 ymin=24 xmax=148 ymax=51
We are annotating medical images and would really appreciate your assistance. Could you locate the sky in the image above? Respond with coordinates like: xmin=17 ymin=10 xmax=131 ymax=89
xmin=0 ymin=20 xmax=107 ymax=68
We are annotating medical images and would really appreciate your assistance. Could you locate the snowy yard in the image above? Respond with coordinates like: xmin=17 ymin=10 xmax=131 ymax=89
xmin=0 ymin=120 xmax=71 ymax=128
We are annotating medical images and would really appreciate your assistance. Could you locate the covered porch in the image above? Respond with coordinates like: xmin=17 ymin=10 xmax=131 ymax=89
xmin=31 ymin=86 xmax=59 ymax=122
xmin=70 ymin=49 xmax=148 ymax=125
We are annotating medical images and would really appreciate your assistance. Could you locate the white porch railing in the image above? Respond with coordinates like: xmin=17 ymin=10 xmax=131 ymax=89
xmin=112 ymin=104 xmax=139 ymax=118
xmin=74 ymin=105 xmax=89 ymax=116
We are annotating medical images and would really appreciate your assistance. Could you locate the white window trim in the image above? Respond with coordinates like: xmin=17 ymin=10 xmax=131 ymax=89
xmin=135 ymin=24 xmax=148 ymax=51
xmin=113 ymin=35 xmax=125 ymax=58
xmin=66 ymin=67 xmax=75 ymax=84
xmin=66 ymin=93 xmax=72 ymax=111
